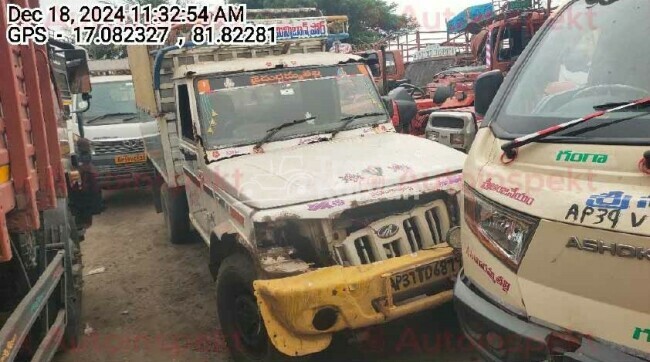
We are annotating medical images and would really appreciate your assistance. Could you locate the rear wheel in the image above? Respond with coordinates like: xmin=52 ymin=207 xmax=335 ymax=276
xmin=216 ymin=254 xmax=288 ymax=362
xmin=160 ymin=184 xmax=191 ymax=244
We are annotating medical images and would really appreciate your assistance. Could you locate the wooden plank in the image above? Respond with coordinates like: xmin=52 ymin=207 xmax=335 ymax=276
xmin=126 ymin=45 xmax=158 ymax=115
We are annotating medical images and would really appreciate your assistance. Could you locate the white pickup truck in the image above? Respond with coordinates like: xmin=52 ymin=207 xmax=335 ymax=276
xmin=128 ymin=13 xmax=466 ymax=362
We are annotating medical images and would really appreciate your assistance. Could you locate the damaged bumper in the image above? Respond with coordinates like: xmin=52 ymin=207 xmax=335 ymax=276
xmin=454 ymin=271 xmax=650 ymax=362
xmin=253 ymin=246 xmax=459 ymax=357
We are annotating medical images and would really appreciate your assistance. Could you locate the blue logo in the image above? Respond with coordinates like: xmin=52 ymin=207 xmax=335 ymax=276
xmin=586 ymin=191 xmax=633 ymax=210
xmin=638 ymin=196 xmax=650 ymax=209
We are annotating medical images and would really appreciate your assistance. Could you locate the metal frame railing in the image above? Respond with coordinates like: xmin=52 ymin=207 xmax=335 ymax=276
xmin=0 ymin=251 xmax=67 ymax=362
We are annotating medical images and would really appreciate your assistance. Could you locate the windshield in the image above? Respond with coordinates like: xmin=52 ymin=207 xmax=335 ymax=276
xmin=492 ymin=0 xmax=650 ymax=143
xmin=195 ymin=64 xmax=387 ymax=148
xmin=79 ymin=80 xmax=149 ymax=125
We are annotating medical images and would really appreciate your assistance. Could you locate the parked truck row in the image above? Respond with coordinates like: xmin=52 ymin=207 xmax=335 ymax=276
xmin=0 ymin=0 xmax=103 ymax=360
xmin=2 ymin=1 xmax=647 ymax=362
xmin=126 ymin=1 xmax=649 ymax=362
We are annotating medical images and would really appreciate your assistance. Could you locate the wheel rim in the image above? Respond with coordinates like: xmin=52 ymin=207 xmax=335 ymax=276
xmin=234 ymin=293 xmax=266 ymax=354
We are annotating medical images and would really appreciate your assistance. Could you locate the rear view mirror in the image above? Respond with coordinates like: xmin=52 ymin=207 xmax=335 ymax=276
xmin=74 ymin=100 xmax=90 ymax=113
xmin=474 ymin=70 xmax=504 ymax=116
xmin=49 ymin=40 xmax=92 ymax=95
xmin=386 ymin=88 xmax=417 ymax=132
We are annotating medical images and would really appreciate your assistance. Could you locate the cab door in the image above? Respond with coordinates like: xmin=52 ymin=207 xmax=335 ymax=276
xmin=176 ymin=81 xmax=210 ymax=237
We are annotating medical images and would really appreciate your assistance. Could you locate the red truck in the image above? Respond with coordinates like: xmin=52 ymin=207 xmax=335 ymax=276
xmin=0 ymin=0 xmax=102 ymax=360
xmin=387 ymin=1 xmax=551 ymax=151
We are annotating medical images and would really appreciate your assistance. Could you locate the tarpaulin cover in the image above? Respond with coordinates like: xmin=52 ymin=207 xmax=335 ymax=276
xmin=447 ymin=3 xmax=494 ymax=34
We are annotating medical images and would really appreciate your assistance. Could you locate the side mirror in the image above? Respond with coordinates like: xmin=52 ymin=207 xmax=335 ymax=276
xmin=474 ymin=70 xmax=504 ymax=116
xmin=71 ymin=96 xmax=91 ymax=114
xmin=370 ymin=63 xmax=381 ymax=77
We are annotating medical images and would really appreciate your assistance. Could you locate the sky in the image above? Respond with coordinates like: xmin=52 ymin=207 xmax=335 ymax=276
xmin=394 ymin=0 xmax=490 ymax=32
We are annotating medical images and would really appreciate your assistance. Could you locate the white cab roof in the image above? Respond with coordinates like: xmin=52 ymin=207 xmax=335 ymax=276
xmin=172 ymin=52 xmax=362 ymax=79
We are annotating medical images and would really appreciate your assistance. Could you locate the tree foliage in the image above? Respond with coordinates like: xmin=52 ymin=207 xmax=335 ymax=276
xmin=239 ymin=0 xmax=417 ymax=46
xmin=82 ymin=0 xmax=416 ymax=58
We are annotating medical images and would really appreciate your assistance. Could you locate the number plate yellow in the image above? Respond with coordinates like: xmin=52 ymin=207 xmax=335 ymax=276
xmin=114 ymin=153 xmax=146 ymax=164
xmin=390 ymin=254 xmax=461 ymax=293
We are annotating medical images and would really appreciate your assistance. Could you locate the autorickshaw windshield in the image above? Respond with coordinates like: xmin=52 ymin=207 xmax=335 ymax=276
xmin=492 ymin=0 xmax=650 ymax=144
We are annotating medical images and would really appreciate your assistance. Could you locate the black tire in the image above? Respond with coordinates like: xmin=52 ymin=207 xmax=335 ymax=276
xmin=216 ymin=254 xmax=288 ymax=362
xmin=160 ymin=184 xmax=191 ymax=244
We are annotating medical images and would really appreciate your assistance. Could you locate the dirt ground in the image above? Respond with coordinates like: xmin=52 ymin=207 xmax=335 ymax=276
xmin=55 ymin=188 xmax=479 ymax=362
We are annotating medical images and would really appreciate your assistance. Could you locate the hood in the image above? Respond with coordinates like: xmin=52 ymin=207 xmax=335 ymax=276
xmin=208 ymin=132 xmax=466 ymax=210
xmin=83 ymin=121 xmax=154 ymax=141
xmin=465 ymin=129 xmax=650 ymax=236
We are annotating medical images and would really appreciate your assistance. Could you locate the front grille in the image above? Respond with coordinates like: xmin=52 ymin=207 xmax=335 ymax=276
xmin=92 ymin=139 xmax=145 ymax=155
xmin=429 ymin=116 xmax=465 ymax=129
xmin=335 ymin=200 xmax=451 ymax=266
xmin=96 ymin=162 xmax=153 ymax=176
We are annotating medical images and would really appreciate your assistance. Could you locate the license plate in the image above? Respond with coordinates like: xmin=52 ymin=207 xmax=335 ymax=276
xmin=115 ymin=153 xmax=146 ymax=164
xmin=390 ymin=255 xmax=461 ymax=293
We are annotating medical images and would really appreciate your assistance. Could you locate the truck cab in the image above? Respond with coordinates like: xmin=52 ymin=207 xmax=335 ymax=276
xmin=455 ymin=0 xmax=650 ymax=360
xmin=424 ymin=0 xmax=549 ymax=153
xmin=356 ymin=49 xmax=407 ymax=94
xmin=71 ymin=59 xmax=156 ymax=190
xmin=129 ymin=14 xmax=467 ymax=361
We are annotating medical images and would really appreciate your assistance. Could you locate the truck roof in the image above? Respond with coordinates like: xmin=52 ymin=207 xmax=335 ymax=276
xmin=89 ymin=58 xmax=130 ymax=74
xmin=172 ymin=52 xmax=362 ymax=80
xmin=91 ymin=74 xmax=133 ymax=84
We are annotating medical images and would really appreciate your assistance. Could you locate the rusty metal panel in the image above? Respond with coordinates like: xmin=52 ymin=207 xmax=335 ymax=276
xmin=14 ymin=0 xmax=57 ymax=211
xmin=30 ymin=309 xmax=66 ymax=362
xmin=0 ymin=87 xmax=17 ymax=262
xmin=126 ymin=45 xmax=159 ymax=116
xmin=0 ymin=0 xmax=40 ymax=245
xmin=0 ymin=251 xmax=64 ymax=361
xmin=34 ymin=43 xmax=68 ymax=199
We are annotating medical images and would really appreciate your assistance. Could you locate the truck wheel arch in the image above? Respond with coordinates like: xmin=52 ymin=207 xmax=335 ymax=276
xmin=209 ymin=232 xmax=257 ymax=280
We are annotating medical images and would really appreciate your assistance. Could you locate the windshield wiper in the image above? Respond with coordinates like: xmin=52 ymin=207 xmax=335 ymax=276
xmin=593 ymin=101 xmax=650 ymax=110
xmin=86 ymin=112 xmax=137 ymax=124
xmin=254 ymin=116 xmax=317 ymax=151
xmin=501 ymin=97 xmax=650 ymax=159
xmin=331 ymin=112 xmax=386 ymax=138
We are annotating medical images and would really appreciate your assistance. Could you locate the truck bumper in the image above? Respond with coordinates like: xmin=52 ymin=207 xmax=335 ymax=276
xmin=454 ymin=271 xmax=649 ymax=362
xmin=253 ymin=247 xmax=459 ymax=357
xmin=93 ymin=155 xmax=155 ymax=189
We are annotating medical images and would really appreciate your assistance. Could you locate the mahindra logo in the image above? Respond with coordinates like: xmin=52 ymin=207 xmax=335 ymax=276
xmin=377 ymin=224 xmax=399 ymax=239
xmin=566 ymin=237 xmax=650 ymax=261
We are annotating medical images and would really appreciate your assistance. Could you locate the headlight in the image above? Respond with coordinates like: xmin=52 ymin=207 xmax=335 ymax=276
xmin=450 ymin=134 xmax=465 ymax=146
xmin=426 ymin=130 xmax=440 ymax=142
xmin=254 ymin=221 xmax=291 ymax=247
xmin=464 ymin=184 xmax=539 ymax=271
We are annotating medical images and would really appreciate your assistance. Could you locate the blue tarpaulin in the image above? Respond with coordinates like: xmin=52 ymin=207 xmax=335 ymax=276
xmin=447 ymin=3 xmax=494 ymax=34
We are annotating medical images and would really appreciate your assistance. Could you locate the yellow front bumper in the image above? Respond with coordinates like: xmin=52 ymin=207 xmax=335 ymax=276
xmin=253 ymin=246 xmax=457 ymax=357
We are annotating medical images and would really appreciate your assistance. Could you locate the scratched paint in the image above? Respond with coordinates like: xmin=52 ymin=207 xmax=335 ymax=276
xmin=0 ymin=334 xmax=17 ymax=362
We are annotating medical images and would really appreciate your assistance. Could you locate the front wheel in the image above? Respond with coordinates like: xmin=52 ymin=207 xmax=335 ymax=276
xmin=216 ymin=254 xmax=288 ymax=362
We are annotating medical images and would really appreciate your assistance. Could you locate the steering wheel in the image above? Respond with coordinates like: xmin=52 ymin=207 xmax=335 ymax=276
xmin=400 ymin=83 xmax=426 ymax=98
xmin=572 ymin=84 xmax=650 ymax=102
